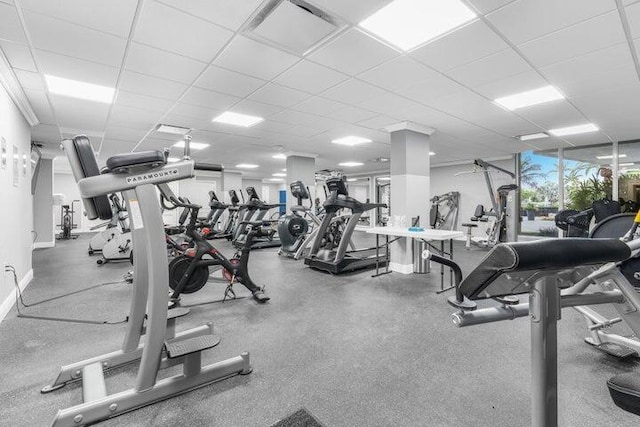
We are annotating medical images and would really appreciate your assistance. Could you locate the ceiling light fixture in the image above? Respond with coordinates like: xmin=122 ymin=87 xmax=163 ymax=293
xmin=272 ymin=173 xmax=286 ymax=177
xmin=45 ymin=74 xmax=115 ymax=103
xmin=236 ymin=163 xmax=259 ymax=169
xmin=495 ymin=86 xmax=564 ymax=111
xmin=156 ymin=124 xmax=192 ymax=135
xmin=213 ymin=111 xmax=264 ymax=127
xmin=173 ymin=141 xmax=209 ymax=150
xmin=516 ymin=132 xmax=549 ymax=141
xmin=347 ymin=178 xmax=358 ymax=182
xmin=272 ymin=153 xmax=287 ymax=159
xmin=596 ymin=154 xmax=627 ymax=160
xmin=359 ymin=0 xmax=476 ymax=51
xmin=332 ymin=136 xmax=372 ymax=146
xmin=549 ymin=123 xmax=599 ymax=137
xmin=339 ymin=162 xmax=364 ymax=167
xmin=618 ymin=163 xmax=634 ymax=167
xmin=269 ymin=178 xmax=284 ymax=182
xmin=429 ymin=152 xmax=435 ymax=156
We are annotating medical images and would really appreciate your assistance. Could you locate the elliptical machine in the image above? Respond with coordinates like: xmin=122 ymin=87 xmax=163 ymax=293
xmin=278 ymin=181 xmax=322 ymax=259
xmin=88 ymin=193 xmax=128 ymax=254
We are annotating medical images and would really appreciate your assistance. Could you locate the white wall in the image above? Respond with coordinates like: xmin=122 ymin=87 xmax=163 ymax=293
xmin=430 ymin=157 xmax=515 ymax=237
xmin=53 ymin=169 xmax=103 ymax=232
xmin=0 ymin=82 xmax=33 ymax=320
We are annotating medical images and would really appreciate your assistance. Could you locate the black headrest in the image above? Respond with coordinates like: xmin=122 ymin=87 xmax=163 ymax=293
xmin=72 ymin=135 xmax=112 ymax=221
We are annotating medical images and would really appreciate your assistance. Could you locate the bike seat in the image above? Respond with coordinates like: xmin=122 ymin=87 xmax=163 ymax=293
xmin=106 ymin=150 xmax=167 ymax=173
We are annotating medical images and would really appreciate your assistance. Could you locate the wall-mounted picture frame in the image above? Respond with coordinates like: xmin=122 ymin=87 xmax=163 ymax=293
xmin=13 ymin=145 xmax=19 ymax=187
xmin=1 ymin=137 xmax=6 ymax=170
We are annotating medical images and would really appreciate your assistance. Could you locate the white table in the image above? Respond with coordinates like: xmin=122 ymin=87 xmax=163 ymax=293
xmin=365 ymin=227 xmax=464 ymax=292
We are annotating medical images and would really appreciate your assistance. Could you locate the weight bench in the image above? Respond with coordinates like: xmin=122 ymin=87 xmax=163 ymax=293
xmin=42 ymin=135 xmax=252 ymax=427
xmin=447 ymin=238 xmax=634 ymax=427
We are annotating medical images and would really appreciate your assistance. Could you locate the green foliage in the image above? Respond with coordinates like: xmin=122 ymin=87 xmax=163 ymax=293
xmin=520 ymin=155 xmax=544 ymax=188
xmin=521 ymin=188 xmax=539 ymax=203
xmin=566 ymin=174 xmax=611 ymax=210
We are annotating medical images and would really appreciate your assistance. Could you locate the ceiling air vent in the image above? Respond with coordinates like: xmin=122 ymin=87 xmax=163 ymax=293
xmin=245 ymin=0 xmax=345 ymax=56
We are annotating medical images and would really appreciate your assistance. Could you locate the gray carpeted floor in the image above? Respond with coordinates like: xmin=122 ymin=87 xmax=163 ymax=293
xmin=1 ymin=234 xmax=639 ymax=426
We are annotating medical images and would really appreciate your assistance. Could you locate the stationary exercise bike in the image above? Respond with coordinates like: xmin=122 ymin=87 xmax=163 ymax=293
xmin=278 ymin=181 xmax=322 ymax=259
xmin=158 ymin=184 xmax=270 ymax=307
xmin=56 ymin=201 xmax=79 ymax=240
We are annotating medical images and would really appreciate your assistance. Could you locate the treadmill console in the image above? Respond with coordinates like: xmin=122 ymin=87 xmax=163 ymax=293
xmin=246 ymin=186 xmax=261 ymax=201
xmin=290 ymin=181 xmax=310 ymax=199
xmin=326 ymin=178 xmax=348 ymax=196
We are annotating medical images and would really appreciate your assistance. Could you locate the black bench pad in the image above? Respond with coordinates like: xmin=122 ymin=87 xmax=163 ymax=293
xmin=608 ymin=373 xmax=640 ymax=416
xmin=106 ymin=150 xmax=166 ymax=172
xmin=459 ymin=238 xmax=631 ymax=300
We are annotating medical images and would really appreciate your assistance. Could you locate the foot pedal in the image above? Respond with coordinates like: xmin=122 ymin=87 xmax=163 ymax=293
xmin=167 ymin=307 xmax=190 ymax=320
xmin=165 ymin=334 xmax=221 ymax=359
xmin=588 ymin=340 xmax=637 ymax=358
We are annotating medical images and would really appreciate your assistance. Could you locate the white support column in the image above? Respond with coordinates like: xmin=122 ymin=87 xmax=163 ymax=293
xmin=387 ymin=122 xmax=435 ymax=274
xmin=286 ymin=155 xmax=316 ymax=212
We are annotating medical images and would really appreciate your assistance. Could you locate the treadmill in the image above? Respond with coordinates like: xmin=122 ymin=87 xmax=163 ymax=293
xmin=233 ymin=187 xmax=282 ymax=249
xmin=305 ymin=177 xmax=387 ymax=274
xmin=201 ymin=190 xmax=229 ymax=238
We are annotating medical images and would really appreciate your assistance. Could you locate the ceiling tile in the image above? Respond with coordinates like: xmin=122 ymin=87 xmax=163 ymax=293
xmin=467 ymin=0 xmax=516 ymax=14
xmin=108 ymin=104 xmax=164 ymax=129
xmin=320 ymin=78 xmax=388 ymax=105
xmin=274 ymin=60 xmax=348 ymax=94
xmin=24 ymin=89 xmax=55 ymax=124
xmin=626 ymin=2 xmax=640 ymax=38
xmin=125 ymin=42 xmax=207 ymax=83
xmin=195 ymin=65 xmax=265 ymax=98
xmin=19 ymin=0 xmax=137 ymax=37
xmin=487 ymin=0 xmax=616 ymax=45
xmin=160 ymin=111 xmax=212 ymax=130
xmin=307 ymin=28 xmax=398 ymax=76
xmin=180 ymin=86 xmax=240 ymax=110
xmin=519 ymin=12 xmax=625 ymax=67
xmin=115 ymin=90 xmax=174 ymax=113
xmin=269 ymin=110 xmax=341 ymax=129
xmin=515 ymin=100 xmax=586 ymax=129
xmin=0 ymin=42 xmax=36 ymax=71
xmin=356 ymin=115 xmax=398 ymax=130
xmin=359 ymin=56 xmax=434 ymax=92
xmin=571 ymin=84 xmax=640 ymax=124
xmin=119 ymin=70 xmax=188 ymax=100
xmin=551 ymin=65 xmax=638 ymax=99
xmin=326 ymin=105 xmax=378 ymax=123
xmin=307 ymin=0 xmax=392 ymax=23
xmin=169 ymin=102 xmax=220 ymax=121
xmin=226 ymin=99 xmax=284 ymax=118
xmin=358 ymin=93 xmax=450 ymax=124
xmin=291 ymin=96 xmax=346 ymax=116
xmin=247 ymin=83 xmax=311 ymax=108
xmin=24 ymin=11 xmax=126 ymax=66
xmin=474 ymin=70 xmax=548 ymax=99
xmin=214 ymin=36 xmax=299 ymax=80
xmin=395 ymin=72 xmax=466 ymax=104
xmin=447 ymin=49 xmax=532 ymax=88
xmin=252 ymin=120 xmax=294 ymax=134
xmin=0 ymin=3 xmax=27 ymax=43
xmin=134 ymin=1 xmax=233 ymax=62
xmin=410 ymin=20 xmax=508 ymax=72
xmin=35 ymin=49 xmax=119 ymax=86
xmin=50 ymin=94 xmax=111 ymax=130
xmin=104 ymin=126 xmax=150 ymax=143
xmin=156 ymin=0 xmax=263 ymax=31
xmin=13 ymin=69 xmax=45 ymax=91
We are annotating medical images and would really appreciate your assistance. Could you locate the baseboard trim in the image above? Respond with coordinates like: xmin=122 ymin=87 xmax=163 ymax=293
xmin=0 ymin=268 xmax=33 ymax=323
xmin=33 ymin=241 xmax=55 ymax=249
xmin=389 ymin=262 xmax=413 ymax=274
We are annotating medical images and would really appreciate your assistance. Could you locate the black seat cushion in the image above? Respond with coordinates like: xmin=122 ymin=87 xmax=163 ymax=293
xmin=106 ymin=150 xmax=166 ymax=172
xmin=72 ymin=135 xmax=112 ymax=220
xmin=459 ymin=239 xmax=631 ymax=300
xmin=608 ymin=373 xmax=640 ymax=416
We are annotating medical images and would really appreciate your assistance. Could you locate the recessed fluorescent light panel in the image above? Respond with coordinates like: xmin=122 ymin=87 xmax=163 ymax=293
xmin=282 ymin=168 xmax=287 ymax=172
xmin=549 ymin=123 xmax=599 ymax=137
xmin=213 ymin=111 xmax=264 ymax=127
xmin=156 ymin=124 xmax=191 ymax=135
xmin=516 ymin=132 xmax=549 ymax=141
xmin=339 ymin=162 xmax=364 ymax=167
xmin=378 ymin=177 xmax=391 ymax=181
xmin=272 ymin=173 xmax=286 ymax=177
xmin=596 ymin=154 xmax=627 ymax=160
xmin=332 ymin=136 xmax=372 ymax=146
xmin=359 ymin=0 xmax=476 ymax=51
xmin=269 ymin=178 xmax=284 ymax=182
xmin=347 ymin=178 xmax=358 ymax=182
xmin=236 ymin=163 xmax=259 ymax=169
xmin=429 ymin=152 xmax=435 ymax=156
xmin=173 ymin=141 xmax=209 ymax=150
xmin=495 ymin=86 xmax=564 ymax=111
xmin=272 ymin=153 xmax=287 ymax=159
xmin=45 ymin=75 xmax=115 ymax=103
xmin=618 ymin=163 xmax=634 ymax=167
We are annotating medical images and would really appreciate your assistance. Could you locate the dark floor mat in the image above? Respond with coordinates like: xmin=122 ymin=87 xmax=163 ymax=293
xmin=269 ymin=408 xmax=325 ymax=427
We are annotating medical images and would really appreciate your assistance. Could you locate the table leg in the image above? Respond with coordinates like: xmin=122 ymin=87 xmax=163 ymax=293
xmin=436 ymin=238 xmax=456 ymax=294
xmin=371 ymin=233 xmax=392 ymax=278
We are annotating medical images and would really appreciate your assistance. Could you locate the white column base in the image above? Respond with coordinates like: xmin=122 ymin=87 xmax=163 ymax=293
xmin=389 ymin=262 xmax=414 ymax=274
xmin=0 ymin=268 xmax=33 ymax=323
xmin=33 ymin=241 xmax=55 ymax=249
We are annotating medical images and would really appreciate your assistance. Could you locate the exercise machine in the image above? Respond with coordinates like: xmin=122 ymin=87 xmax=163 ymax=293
xmin=460 ymin=159 xmax=518 ymax=249
xmin=42 ymin=134 xmax=252 ymax=427
xmin=88 ymin=193 xmax=128 ymax=254
xmin=429 ymin=191 xmax=459 ymax=230
xmin=200 ymin=190 xmax=228 ymax=238
xmin=56 ymin=200 xmax=79 ymax=240
xmin=160 ymin=185 xmax=270 ymax=306
xmin=233 ymin=187 xmax=282 ymax=249
xmin=305 ymin=177 xmax=387 ymax=274
xmin=555 ymin=198 xmax=621 ymax=237
xmin=426 ymin=236 xmax=640 ymax=427
xmin=278 ymin=181 xmax=322 ymax=259
xmin=97 ymin=228 xmax=132 ymax=265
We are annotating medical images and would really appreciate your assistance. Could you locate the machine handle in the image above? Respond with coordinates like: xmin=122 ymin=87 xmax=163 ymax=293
xmin=194 ymin=162 xmax=223 ymax=172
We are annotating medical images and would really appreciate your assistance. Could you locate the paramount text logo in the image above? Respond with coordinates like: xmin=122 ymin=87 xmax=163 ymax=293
xmin=126 ymin=169 xmax=179 ymax=184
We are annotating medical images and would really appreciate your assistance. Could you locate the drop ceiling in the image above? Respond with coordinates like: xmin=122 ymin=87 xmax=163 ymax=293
xmin=1 ymin=0 xmax=640 ymax=179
